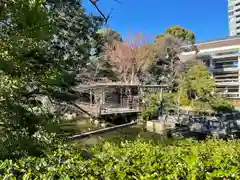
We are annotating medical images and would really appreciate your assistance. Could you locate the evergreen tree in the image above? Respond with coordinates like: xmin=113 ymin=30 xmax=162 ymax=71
xmin=0 ymin=0 xmax=103 ymax=158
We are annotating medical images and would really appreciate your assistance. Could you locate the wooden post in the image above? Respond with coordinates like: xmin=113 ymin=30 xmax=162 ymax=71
xmin=137 ymin=86 xmax=140 ymax=111
xmin=139 ymin=86 xmax=142 ymax=110
xmin=97 ymin=87 xmax=105 ymax=117
xmin=90 ymin=88 xmax=93 ymax=106
xmin=160 ymin=87 xmax=163 ymax=101
xmin=159 ymin=87 xmax=163 ymax=118
xmin=128 ymin=87 xmax=133 ymax=109
xmin=140 ymin=87 xmax=144 ymax=110
xmin=120 ymin=87 xmax=123 ymax=107
xmin=141 ymin=87 xmax=144 ymax=98
xmin=101 ymin=87 xmax=105 ymax=105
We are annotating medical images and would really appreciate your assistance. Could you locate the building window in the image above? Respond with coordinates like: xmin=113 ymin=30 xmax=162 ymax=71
xmin=233 ymin=61 xmax=238 ymax=66
xmin=229 ymin=11 xmax=234 ymax=16
xmin=229 ymin=5 xmax=234 ymax=10
xmin=236 ymin=14 xmax=240 ymax=18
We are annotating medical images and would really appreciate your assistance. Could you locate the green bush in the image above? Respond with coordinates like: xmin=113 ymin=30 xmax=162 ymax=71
xmin=190 ymin=96 xmax=235 ymax=114
xmin=141 ymin=93 xmax=175 ymax=121
xmin=191 ymin=100 xmax=212 ymax=113
xmin=141 ymin=91 xmax=235 ymax=121
xmin=210 ymin=96 xmax=234 ymax=112
xmin=1 ymin=138 xmax=240 ymax=179
xmin=178 ymin=92 xmax=191 ymax=106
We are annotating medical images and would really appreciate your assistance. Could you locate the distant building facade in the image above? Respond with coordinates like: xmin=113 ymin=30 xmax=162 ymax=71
xmin=181 ymin=35 xmax=240 ymax=99
xmin=228 ymin=0 xmax=240 ymax=36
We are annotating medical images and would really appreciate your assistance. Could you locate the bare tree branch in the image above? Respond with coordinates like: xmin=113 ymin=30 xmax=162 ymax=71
xmin=89 ymin=0 xmax=111 ymax=23
xmin=113 ymin=0 xmax=123 ymax=4
xmin=105 ymin=33 xmax=155 ymax=84
xmin=89 ymin=0 xmax=122 ymax=23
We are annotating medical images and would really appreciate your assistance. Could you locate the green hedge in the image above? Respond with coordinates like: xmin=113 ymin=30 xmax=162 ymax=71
xmin=1 ymin=138 xmax=240 ymax=179
xmin=141 ymin=91 xmax=235 ymax=121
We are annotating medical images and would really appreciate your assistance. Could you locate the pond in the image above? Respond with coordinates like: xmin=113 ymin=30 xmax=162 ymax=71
xmin=61 ymin=118 xmax=174 ymax=146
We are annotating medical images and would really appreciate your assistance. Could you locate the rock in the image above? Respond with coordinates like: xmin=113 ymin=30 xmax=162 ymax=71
xmin=71 ymin=113 xmax=77 ymax=119
xmin=100 ymin=123 xmax=106 ymax=128
xmin=63 ymin=113 xmax=74 ymax=120
xmin=89 ymin=118 xmax=94 ymax=123
xmin=94 ymin=120 xmax=99 ymax=125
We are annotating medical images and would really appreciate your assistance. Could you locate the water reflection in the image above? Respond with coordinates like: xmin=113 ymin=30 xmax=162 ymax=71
xmin=61 ymin=118 xmax=99 ymax=135
xmin=63 ymin=119 xmax=174 ymax=146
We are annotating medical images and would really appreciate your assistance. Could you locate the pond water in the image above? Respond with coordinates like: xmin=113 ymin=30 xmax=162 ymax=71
xmin=61 ymin=119 xmax=99 ymax=134
xmin=61 ymin=108 xmax=240 ymax=146
xmin=61 ymin=119 xmax=173 ymax=146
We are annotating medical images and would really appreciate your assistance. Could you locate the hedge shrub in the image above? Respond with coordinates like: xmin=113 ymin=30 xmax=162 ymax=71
xmin=1 ymin=138 xmax=240 ymax=179
xmin=141 ymin=92 xmax=176 ymax=121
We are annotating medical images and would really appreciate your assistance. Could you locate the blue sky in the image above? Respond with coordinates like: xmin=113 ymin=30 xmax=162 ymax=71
xmin=83 ymin=0 xmax=229 ymax=42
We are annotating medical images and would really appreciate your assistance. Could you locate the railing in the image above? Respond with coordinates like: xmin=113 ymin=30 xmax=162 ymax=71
xmin=215 ymin=50 xmax=239 ymax=56
xmin=212 ymin=68 xmax=239 ymax=73
xmin=214 ymin=65 xmax=238 ymax=69
xmin=217 ymin=93 xmax=240 ymax=98
xmin=77 ymin=100 xmax=140 ymax=116
xmin=100 ymin=107 xmax=140 ymax=115
xmin=216 ymin=82 xmax=240 ymax=86
xmin=215 ymin=79 xmax=239 ymax=83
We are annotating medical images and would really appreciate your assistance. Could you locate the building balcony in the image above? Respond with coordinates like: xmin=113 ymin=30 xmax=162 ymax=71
xmin=216 ymin=81 xmax=240 ymax=86
xmin=211 ymin=67 xmax=239 ymax=73
xmin=215 ymin=79 xmax=239 ymax=83
xmin=216 ymin=92 xmax=240 ymax=98
xmin=212 ymin=54 xmax=239 ymax=59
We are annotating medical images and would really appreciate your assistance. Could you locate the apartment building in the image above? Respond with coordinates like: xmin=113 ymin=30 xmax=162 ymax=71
xmin=181 ymin=35 xmax=240 ymax=99
xmin=229 ymin=0 xmax=240 ymax=36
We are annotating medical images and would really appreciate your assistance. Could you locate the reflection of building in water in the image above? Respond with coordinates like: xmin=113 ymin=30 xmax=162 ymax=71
xmin=181 ymin=35 xmax=240 ymax=100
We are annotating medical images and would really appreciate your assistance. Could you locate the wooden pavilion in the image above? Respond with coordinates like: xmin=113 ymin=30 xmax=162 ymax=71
xmin=72 ymin=83 xmax=168 ymax=118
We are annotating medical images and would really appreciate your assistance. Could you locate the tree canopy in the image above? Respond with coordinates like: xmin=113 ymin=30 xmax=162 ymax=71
xmin=184 ymin=62 xmax=216 ymax=99
xmin=0 ymin=0 xmax=103 ymax=158
xmin=148 ymin=34 xmax=188 ymax=87
xmin=155 ymin=25 xmax=195 ymax=45
xmin=176 ymin=62 xmax=232 ymax=113
xmin=105 ymin=33 xmax=156 ymax=84
xmin=97 ymin=28 xmax=123 ymax=44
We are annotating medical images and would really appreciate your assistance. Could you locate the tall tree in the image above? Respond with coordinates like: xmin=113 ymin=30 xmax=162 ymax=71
xmin=149 ymin=34 xmax=190 ymax=88
xmin=97 ymin=28 xmax=123 ymax=44
xmin=0 ymin=0 xmax=103 ymax=158
xmin=184 ymin=62 xmax=216 ymax=100
xmin=105 ymin=33 xmax=156 ymax=84
xmin=80 ymin=28 xmax=121 ymax=83
xmin=45 ymin=0 xmax=103 ymax=85
xmin=155 ymin=25 xmax=195 ymax=45
xmin=176 ymin=62 xmax=216 ymax=112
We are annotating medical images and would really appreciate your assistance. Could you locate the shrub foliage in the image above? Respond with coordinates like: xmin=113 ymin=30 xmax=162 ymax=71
xmin=1 ymin=139 xmax=240 ymax=179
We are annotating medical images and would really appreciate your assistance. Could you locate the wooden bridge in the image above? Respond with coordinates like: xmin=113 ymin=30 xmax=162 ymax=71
xmin=72 ymin=83 xmax=168 ymax=118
